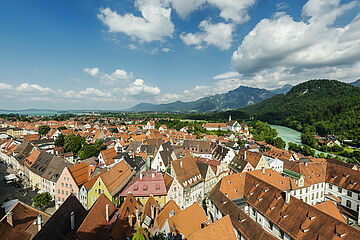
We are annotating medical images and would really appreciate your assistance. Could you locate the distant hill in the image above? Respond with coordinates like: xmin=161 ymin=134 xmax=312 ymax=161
xmin=240 ymin=79 xmax=360 ymax=140
xmin=127 ymin=85 xmax=291 ymax=113
xmin=350 ymin=79 xmax=360 ymax=87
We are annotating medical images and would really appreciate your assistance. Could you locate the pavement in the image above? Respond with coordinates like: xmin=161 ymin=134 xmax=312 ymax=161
xmin=0 ymin=161 xmax=37 ymax=207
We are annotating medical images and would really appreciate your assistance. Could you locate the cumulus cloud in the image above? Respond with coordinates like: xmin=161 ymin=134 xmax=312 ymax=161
xmin=98 ymin=0 xmax=174 ymax=42
xmin=83 ymin=67 xmax=99 ymax=76
xmin=100 ymin=69 xmax=133 ymax=85
xmin=231 ymin=0 xmax=360 ymax=87
xmin=124 ymin=79 xmax=161 ymax=95
xmin=213 ymin=71 xmax=241 ymax=79
xmin=206 ymin=0 xmax=256 ymax=24
xmin=168 ymin=0 xmax=205 ymax=18
xmin=180 ymin=20 xmax=234 ymax=50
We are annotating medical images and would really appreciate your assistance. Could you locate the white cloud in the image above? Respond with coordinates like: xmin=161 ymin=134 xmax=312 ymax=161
xmin=231 ymin=0 xmax=360 ymax=87
xmin=0 ymin=83 xmax=12 ymax=90
xmin=83 ymin=67 xmax=99 ymax=76
xmin=206 ymin=0 xmax=256 ymax=24
xmin=168 ymin=0 xmax=205 ymax=18
xmin=100 ymin=69 xmax=133 ymax=86
xmin=180 ymin=20 xmax=234 ymax=50
xmin=125 ymin=79 xmax=161 ymax=95
xmin=213 ymin=71 xmax=241 ymax=79
xmin=98 ymin=0 xmax=174 ymax=42
xmin=161 ymin=47 xmax=171 ymax=52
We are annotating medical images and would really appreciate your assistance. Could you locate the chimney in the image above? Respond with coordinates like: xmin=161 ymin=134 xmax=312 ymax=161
xmin=7 ymin=212 xmax=13 ymax=227
xmin=70 ymin=211 xmax=75 ymax=231
xmin=285 ymin=192 xmax=290 ymax=204
xmin=262 ymin=168 xmax=265 ymax=175
xmin=37 ymin=214 xmax=42 ymax=232
xmin=151 ymin=205 xmax=155 ymax=219
xmin=135 ymin=208 xmax=140 ymax=226
xmin=140 ymin=172 xmax=143 ymax=179
xmin=128 ymin=215 xmax=133 ymax=227
xmin=105 ymin=204 xmax=109 ymax=222
xmin=305 ymin=162 xmax=308 ymax=167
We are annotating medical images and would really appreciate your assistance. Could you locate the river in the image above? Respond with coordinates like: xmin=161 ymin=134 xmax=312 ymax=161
xmin=270 ymin=124 xmax=330 ymax=156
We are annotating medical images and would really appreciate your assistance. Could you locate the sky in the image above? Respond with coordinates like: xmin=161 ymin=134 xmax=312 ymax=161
xmin=0 ymin=0 xmax=359 ymax=110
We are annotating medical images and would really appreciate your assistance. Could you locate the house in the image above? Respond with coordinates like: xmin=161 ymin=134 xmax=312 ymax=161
xmin=79 ymin=171 xmax=103 ymax=210
xmin=182 ymin=139 xmax=212 ymax=158
xmin=87 ymin=160 xmax=135 ymax=208
xmin=42 ymin=155 xmax=71 ymax=199
xmin=0 ymin=201 xmax=50 ymax=240
xmin=165 ymin=202 xmax=208 ymax=239
xmin=196 ymin=161 xmax=217 ymax=196
xmin=202 ymin=123 xmax=227 ymax=131
xmin=263 ymin=156 xmax=283 ymax=173
xmin=55 ymin=162 xmax=95 ymax=208
xmin=76 ymin=194 xmax=116 ymax=240
xmin=227 ymin=118 xmax=241 ymax=132
xmin=151 ymin=142 xmax=176 ymax=172
xmin=98 ymin=147 xmax=117 ymax=167
xmin=145 ymin=121 xmax=155 ymax=130
xmin=141 ymin=196 xmax=160 ymax=229
xmin=187 ymin=215 xmax=237 ymax=240
xmin=120 ymin=170 xmax=167 ymax=207
xmin=171 ymin=156 xmax=204 ymax=209
xmin=164 ymin=173 xmax=184 ymax=209
xmin=156 ymin=200 xmax=181 ymax=233
xmin=29 ymin=151 xmax=54 ymax=190
xmin=34 ymin=195 xmax=87 ymax=240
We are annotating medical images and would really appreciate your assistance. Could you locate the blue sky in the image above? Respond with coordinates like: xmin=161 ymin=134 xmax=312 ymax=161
xmin=0 ymin=0 xmax=359 ymax=110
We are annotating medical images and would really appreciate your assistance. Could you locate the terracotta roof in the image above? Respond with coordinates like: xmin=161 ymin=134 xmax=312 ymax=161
xmin=248 ymin=169 xmax=298 ymax=191
xmin=168 ymin=203 xmax=208 ymax=238
xmin=141 ymin=196 xmax=159 ymax=222
xmin=171 ymin=155 xmax=203 ymax=189
xmin=117 ymin=193 xmax=140 ymax=219
xmin=24 ymin=149 xmax=41 ymax=168
xmin=68 ymin=162 xmax=94 ymax=187
xmin=100 ymin=147 xmax=117 ymax=166
xmin=163 ymin=172 xmax=174 ymax=192
xmin=289 ymin=162 xmax=327 ymax=187
xmin=188 ymin=215 xmax=237 ymax=240
xmin=0 ymin=202 xmax=50 ymax=240
xmin=101 ymin=160 xmax=135 ymax=196
xmin=76 ymin=194 xmax=116 ymax=240
xmin=314 ymin=201 xmax=346 ymax=223
xmin=156 ymin=200 xmax=181 ymax=230
xmin=218 ymin=173 xmax=246 ymax=200
xmin=120 ymin=171 xmax=167 ymax=197
xmin=326 ymin=162 xmax=360 ymax=193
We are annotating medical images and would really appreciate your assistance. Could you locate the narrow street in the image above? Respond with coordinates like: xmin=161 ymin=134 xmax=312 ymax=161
xmin=0 ymin=161 xmax=37 ymax=207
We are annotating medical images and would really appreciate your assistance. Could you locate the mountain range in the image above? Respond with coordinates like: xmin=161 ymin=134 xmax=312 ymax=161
xmin=127 ymin=84 xmax=292 ymax=113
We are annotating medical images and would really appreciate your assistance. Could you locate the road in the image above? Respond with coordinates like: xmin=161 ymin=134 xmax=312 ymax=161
xmin=0 ymin=161 xmax=37 ymax=206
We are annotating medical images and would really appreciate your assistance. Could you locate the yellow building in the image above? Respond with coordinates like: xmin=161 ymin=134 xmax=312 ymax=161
xmin=7 ymin=127 xmax=24 ymax=138
xmin=255 ymin=155 xmax=270 ymax=170
xmin=87 ymin=160 xmax=134 ymax=209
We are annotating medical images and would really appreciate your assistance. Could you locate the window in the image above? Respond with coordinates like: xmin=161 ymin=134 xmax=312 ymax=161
xmin=58 ymin=189 xmax=60 ymax=194
xmin=329 ymin=184 xmax=332 ymax=190
xmin=62 ymin=198 xmax=64 ymax=202
xmin=279 ymin=230 xmax=284 ymax=239
xmin=99 ymin=181 xmax=101 ymax=186
xmin=347 ymin=191 xmax=352 ymax=197
xmin=346 ymin=200 xmax=351 ymax=208
xmin=70 ymin=184 xmax=72 ymax=189
xmin=311 ymin=193 xmax=314 ymax=200
xmin=252 ymin=207 xmax=256 ymax=216
xmin=338 ymin=187 xmax=342 ymax=193
xmin=66 ymin=191 xmax=68 ymax=195
xmin=65 ymin=183 xmax=68 ymax=188
xmin=61 ymin=183 xmax=64 ymax=187
xmin=62 ymin=190 xmax=64 ymax=194
xmin=58 ymin=197 xmax=60 ymax=201
xmin=316 ymin=192 xmax=318 ymax=199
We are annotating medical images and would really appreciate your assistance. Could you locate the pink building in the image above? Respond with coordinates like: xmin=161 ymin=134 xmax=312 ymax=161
xmin=164 ymin=172 xmax=184 ymax=209
xmin=55 ymin=162 xmax=94 ymax=208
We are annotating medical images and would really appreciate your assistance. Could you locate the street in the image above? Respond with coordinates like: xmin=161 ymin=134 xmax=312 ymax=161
xmin=0 ymin=161 xmax=37 ymax=207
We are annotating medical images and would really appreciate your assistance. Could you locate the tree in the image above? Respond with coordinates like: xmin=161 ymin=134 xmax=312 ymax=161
xmin=33 ymin=192 xmax=52 ymax=210
xmin=55 ymin=133 xmax=65 ymax=147
xmin=78 ymin=140 xmax=106 ymax=160
xmin=38 ymin=125 xmax=50 ymax=136
xmin=273 ymin=137 xmax=286 ymax=149
xmin=64 ymin=133 xmax=84 ymax=153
